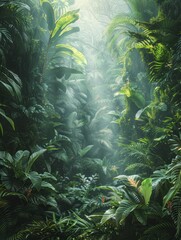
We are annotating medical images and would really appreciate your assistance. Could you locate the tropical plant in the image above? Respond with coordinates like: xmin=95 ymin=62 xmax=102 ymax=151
xmin=10 ymin=215 xmax=78 ymax=240
xmin=57 ymin=173 xmax=106 ymax=215
xmin=1 ymin=0 xmax=181 ymax=239
xmin=100 ymin=175 xmax=152 ymax=223
xmin=0 ymin=148 xmax=60 ymax=239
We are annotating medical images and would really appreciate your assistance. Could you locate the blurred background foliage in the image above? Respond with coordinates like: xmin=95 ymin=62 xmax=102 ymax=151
xmin=0 ymin=0 xmax=181 ymax=239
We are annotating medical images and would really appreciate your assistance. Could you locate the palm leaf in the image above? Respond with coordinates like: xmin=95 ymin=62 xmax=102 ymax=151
xmin=51 ymin=10 xmax=79 ymax=40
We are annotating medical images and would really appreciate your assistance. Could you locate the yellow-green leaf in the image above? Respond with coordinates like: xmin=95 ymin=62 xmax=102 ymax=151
xmin=56 ymin=44 xmax=87 ymax=65
xmin=139 ymin=178 xmax=152 ymax=205
xmin=51 ymin=10 xmax=79 ymax=40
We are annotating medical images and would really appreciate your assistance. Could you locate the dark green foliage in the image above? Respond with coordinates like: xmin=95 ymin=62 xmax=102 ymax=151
xmin=1 ymin=0 xmax=181 ymax=239
xmin=42 ymin=0 xmax=55 ymax=31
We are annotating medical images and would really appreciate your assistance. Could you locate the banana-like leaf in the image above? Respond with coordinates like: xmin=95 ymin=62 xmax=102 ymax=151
xmin=51 ymin=10 xmax=79 ymax=40
xmin=139 ymin=178 xmax=152 ymax=205
xmin=41 ymin=0 xmax=55 ymax=31
xmin=56 ymin=44 xmax=87 ymax=65
xmin=59 ymin=26 xmax=80 ymax=39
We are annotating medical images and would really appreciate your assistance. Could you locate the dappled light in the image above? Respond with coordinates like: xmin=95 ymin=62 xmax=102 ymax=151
xmin=0 ymin=0 xmax=181 ymax=239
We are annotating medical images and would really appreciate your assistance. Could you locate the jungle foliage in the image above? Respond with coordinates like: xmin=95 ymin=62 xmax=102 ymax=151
xmin=0 ymin=0 xmax=181 ymax=239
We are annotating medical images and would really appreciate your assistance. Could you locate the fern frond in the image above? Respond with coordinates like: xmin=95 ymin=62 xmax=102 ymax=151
xmin=171 ymin=193 xmax=181 ymax=238
xmin=120 ymin=142 xmax=150 ymax=162
xmin=7 ymin=232 xmax=25 ymax=240
xmin=0 ymin=185 xmax=27 ymax=201
xmin=125 ymin=163 xmax=152 ymax=174
xmin=142 ymin=221 xmax=176 ymax=239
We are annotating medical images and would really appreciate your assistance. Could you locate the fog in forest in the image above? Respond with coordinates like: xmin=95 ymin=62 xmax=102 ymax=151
xmin=64 ymin=0 xmax=130 ymax=167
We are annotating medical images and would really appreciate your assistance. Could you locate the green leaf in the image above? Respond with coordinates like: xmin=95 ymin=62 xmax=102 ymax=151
xmin=41 ymin=172 xmax=57 ymax=181
xmin=14 ymin=150 xmax=30 ymax=177
xmin=46 ymin=196 xmax=58 ymax=209
xmin=27 ymin=171 xmax=42 ymax=191
xmin=163 ymin=171 xmax=181 ymax=207
xmin=0 ymin=151 xmax=13 ymax=165
xmin=78 ymin=145 xmax=94 ymax=157
xmin=0 ymin=108 xmax=15 ymax=131
xmin=135 ymin=108 xmax=146 ymax=120
xmin=119 ymin=86 xmax=131 ymax=97
xmin=8 ymin=70 xmax=22 ymax=86
xmin=67 ymin=111 xmax=77 ymax=128
xmin=134 ymin=208 xmax=147 ymax=225
xmin=56 ymin=44 xmax=87 ymax=65
xmin=51 ymin=10 xmax=79 ymax=40
xmin=163 ymin=186 xmax=177 ymax=207
xmin=6 ymin=77 xmax=22 ymax=101
xmin=41 ymin=0 xmax=55 ymax=31
xmin=59 ymin=26 xmax=80 ymax=39
xmin=26 ymin=149 xmax=46 ymax=173
xmin=0 ymin=80 xmax=14 ymax=97
xmin=41 ymin=181 xmax=56 ymax=192
xmin=114 ymin=175 xmax=130 ymax=181
xmin=116 ymin=200 xmax=138 ymax=224
xmin=101 ymin=208 xmax=116 ymax=224
xmin=131 ymin=91 xmax=145 ymax=108
xmin=139 ymin=178 xmax=152 ymax=205
xmin=54 ymin=150 xmax=68 ymax=162
xmin=1 ymin=69 xmax=22 ymax=101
